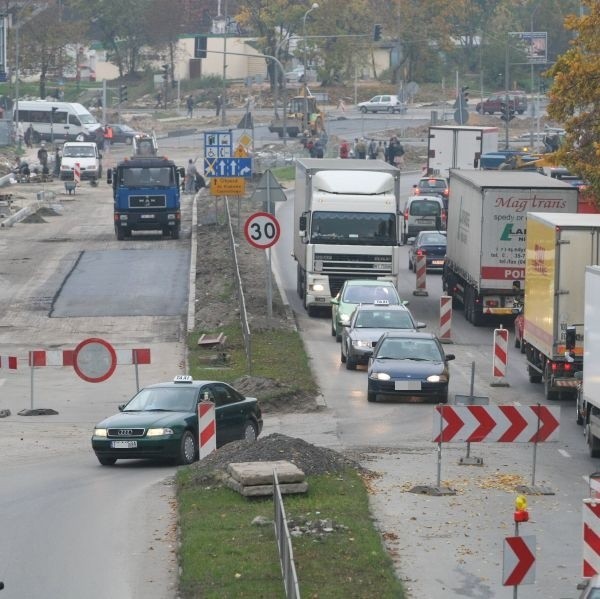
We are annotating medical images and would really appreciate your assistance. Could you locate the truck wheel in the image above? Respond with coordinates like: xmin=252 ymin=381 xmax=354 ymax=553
xmin=296 ymin=267 xmax=304 ymax=299
xmin=586 ymin=423 xmax=600 ymax=458
xmin=528 ymin=365 xmax=542 ymax=384
xmin=544 ymin=365 xmax=558 ymax=400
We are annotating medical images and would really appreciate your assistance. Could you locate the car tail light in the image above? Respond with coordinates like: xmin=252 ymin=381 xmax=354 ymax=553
xmin=564 ymin=362 xmax=573 ymax=372
xmin=443 ymin=189 xmax=449 ymax=196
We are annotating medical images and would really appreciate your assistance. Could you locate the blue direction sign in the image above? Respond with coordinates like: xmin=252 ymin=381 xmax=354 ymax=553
xmin=204 ymin=157 xmax=252 ymax=178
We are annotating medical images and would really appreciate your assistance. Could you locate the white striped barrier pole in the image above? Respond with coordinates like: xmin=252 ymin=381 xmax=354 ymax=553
xmin=198 ymin=399 xmax=216 ymax=459
xmin=74 ymin=162 xmax=81 ymax=185
xmin=439 ymin=295 xmax=453 ymax=343
xmin=413 ymin=253 xmax=428 ymax=296
xmin=0 ymin=355 xmax=18 ymax=370
xmin=491 ymin=326 xmax=510 ymax=387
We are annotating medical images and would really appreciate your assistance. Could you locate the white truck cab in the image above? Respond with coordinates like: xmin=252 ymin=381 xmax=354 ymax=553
xmin=60 ymin=142 xmax=102 ymax=181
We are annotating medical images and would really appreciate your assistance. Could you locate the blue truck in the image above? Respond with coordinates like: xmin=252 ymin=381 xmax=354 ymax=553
xmin=107 ymin=154 xmax=185 ymax=240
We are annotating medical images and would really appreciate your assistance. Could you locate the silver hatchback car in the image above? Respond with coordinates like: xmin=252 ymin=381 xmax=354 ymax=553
xmin=357 ymin=94 xmax=406 ymax=114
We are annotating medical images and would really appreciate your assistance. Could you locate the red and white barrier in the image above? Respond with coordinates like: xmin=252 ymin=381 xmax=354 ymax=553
xmin=29 ymin=348 xmax=150 ymax=367
xmin=413 ymin=253 xmax=428 ymax=296
xmin=74 ymin=162 xmax=81 ymax=185
xmin=491 ymin=326 xmax=509 ymax=386
xmin=439 ymin=295 xmax=453 ymax=343
xmin=0 ymin=355 xmax=18 ymax=370
xmin=198 ymin=400 xmax=216 ymax=459
xmin=583 ymin=499 xmax=600 ymax=577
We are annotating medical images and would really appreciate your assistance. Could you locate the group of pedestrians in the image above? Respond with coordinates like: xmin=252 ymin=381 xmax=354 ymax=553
xmin=94 ymin=125 xmax=114 ymax=153
xmin=338 ymin=135 xmax=404 ymax=166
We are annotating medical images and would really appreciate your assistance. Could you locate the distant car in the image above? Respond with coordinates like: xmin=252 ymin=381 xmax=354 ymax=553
xmin=401 ymin=195 xmax=446 ymax=244
xmin=579 ymin=574 xmax=600 ymax=598
xmin=285 ymin=66 xmax=306 ymax=83
xmin=341 ymin=304 xmax=425 ymax=370
xmin=357 ymin=95 xmax=406 ymax=114
xmin=91 ymin=375 xmax=263 ymax=466
xmin=367 ymin=331 xmax=455 ymax=403
xmin=108 ymin=123 xmax=143 ymax=145
xmin=413 ymin=176 xmax=449 ymax=206
xmin=475 ymin=91 xmax=527 ymax=115
xmin=331 ymin=279 xmax=404 ymax=342
xmin=408 ymin=230 xmax=447 ymax=272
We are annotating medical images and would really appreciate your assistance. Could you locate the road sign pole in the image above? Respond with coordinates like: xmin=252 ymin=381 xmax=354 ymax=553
xmin=266 ymin=173 xmax=273 ymax=320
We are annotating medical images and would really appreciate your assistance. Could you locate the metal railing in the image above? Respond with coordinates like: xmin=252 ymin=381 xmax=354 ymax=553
xmin=273 ymin=470 xmax=301 ymax=599
xmin=225 ymin=197 xmax=252 ymax=373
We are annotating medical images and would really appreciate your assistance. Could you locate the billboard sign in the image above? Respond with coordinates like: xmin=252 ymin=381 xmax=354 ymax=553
xmin=513 ymin=31 xmax=547 ymax=64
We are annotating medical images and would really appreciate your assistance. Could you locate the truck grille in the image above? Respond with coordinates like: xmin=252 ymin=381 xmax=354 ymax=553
xmin=129 ymin=195 xmax=166 ymax=208
xmin=315 ymin=253 xmax=392 ymax=274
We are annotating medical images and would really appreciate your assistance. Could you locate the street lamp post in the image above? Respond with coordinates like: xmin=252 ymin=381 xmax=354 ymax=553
xmin=302 ymin=2 xmax=318 ymax=133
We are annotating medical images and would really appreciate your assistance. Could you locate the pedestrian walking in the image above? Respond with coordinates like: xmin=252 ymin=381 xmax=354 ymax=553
xmin=37 ymin=142 xmax=49 ymax=174
xmin=103 ymin=125 xmax=113 ymax=153
xmin=94 ymin=126 xmax=104 ymax=152
xmin=185 ymin=159 xmax=199 ymax=194
xmin=355 ymin=138 xmax=367 ymax=159
xmin=155 ymin=91 xmax=163 ymax=109
xmin=368 ymin=139 xmax=377 ymax=160
xmin=339 ymin=140 xmax=350 ymax=159
xmin=376 ymin=141 xmax=385 ymax=161
xmin=186 ymin=95 xmax=194 ymax=118
xmin=24 ymin=123 xmax=34 ymax=148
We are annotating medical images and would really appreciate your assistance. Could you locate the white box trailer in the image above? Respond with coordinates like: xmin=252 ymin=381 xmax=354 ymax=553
xmin=523 ymin=214 xmax=600 ymax=401
xmin=442 ymin=170 xmax=579 ymax=326
xmin=293 ymin=158 xmax=402 ymax=315
xmin=576 ymin=266 xmax=600 ymax=456
xmin=427 ymin=125 xmax=499 ymax=178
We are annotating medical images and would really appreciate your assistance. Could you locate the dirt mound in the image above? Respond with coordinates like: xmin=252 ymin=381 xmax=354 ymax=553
xmin=184 ymin=433 xmax=360 ymax=486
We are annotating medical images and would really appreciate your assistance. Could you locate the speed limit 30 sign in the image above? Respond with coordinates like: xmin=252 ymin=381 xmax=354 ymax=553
xmin=244 ymin=212 xmax=281 ymax=249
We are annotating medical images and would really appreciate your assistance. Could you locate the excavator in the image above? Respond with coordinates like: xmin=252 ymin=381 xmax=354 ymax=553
xmin=268 ymin=93 xmax=325 ymax=139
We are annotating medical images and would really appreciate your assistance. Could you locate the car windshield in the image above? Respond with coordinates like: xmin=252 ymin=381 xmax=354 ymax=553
xmin=342 ymin=285 xmax=399 ymax=305
xmin=63 ymin=146 xmax=96 ymax=157
xmin=419 ymin=180 xmax=446 ymax=191
xmin=120 ymin=167 xmax=174 ymax=187
xmin=311 ymin=211 xmax=397 ymax=245
xmin=76 ymin=112 xmax=98 ymax=125
xmin=419 ymin=232 xmax=447 ymax=245
xmin=124 ymin=387 xmax=198 ymax=412
xmin=410 ymin=201 xmax=441 ymax=216
xmin=377 ymin=338 xmax=443 ymax=361
xmin=355 ymin=310 xmax=414 ymax=329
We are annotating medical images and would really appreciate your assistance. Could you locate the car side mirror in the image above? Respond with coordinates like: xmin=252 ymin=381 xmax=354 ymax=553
xmin=445 ymin=354 xmax=455 ymax=361
xmin=416 ymin=321 xmax=426 ymax=329
xmin=331 ymin=297 xmax=339 ymax=306
xmin=299 ymin=215 xmax=307 ymax=232
xmin=118 ymin=403 xmax=125 ymax=411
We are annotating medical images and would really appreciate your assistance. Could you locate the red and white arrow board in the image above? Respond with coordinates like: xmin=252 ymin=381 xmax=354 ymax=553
xmin=503 ymin=535 xmax=536 ymax=586
xmin=433 ymin=405 xmax=560 ymax=443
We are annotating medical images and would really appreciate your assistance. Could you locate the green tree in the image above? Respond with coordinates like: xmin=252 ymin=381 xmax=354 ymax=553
xmin=546 ymin=0 xmax=600 ymax=204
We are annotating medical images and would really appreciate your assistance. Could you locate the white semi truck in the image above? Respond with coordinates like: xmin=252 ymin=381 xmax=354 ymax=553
xmin=427 ymin=125 xmax=499 ymax=178
xmin=577 ymin=266 xmax=600 ymax=456
xmin=442 ymin=170 xmax=579 ymax=326
xmin=293 ymin=159 xmax=402 ymax=316
xmin=523 ymin=214 xmax=600 ymax=402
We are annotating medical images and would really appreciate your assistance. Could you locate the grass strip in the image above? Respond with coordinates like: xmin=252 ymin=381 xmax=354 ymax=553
xmin=177 ymin=468 xmax=405 ymax=598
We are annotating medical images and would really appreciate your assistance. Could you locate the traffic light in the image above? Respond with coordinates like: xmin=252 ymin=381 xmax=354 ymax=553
xmin=461 ymin=86 xmax=469 ymax=106
xmin=119 ymin=84 xmax=128 ymax=103
xmin=500 ymin=100 xmax=515 ymax=121
xmin=373 ymin=24 xmax=382 ymax=41
xmin=162 ymin=64 xmax=169 ymax=81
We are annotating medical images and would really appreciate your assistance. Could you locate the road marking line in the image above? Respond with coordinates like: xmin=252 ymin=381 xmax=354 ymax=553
xmin=558 ymin=449 xmax=571 ymax=458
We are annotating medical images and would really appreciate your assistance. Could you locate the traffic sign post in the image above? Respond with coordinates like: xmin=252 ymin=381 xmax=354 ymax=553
xmin=73 ymin=337 xmax=118 ymax=383
xmin=244 ymin=212 xmax=281 ymax=320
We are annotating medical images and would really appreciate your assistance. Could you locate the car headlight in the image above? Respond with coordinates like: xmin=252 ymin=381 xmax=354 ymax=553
xmin=371 ymin=372 xmax=391 ymax=381
xmin=427 ymin=374 xmax=448 ymax=383
xmin=352 ymin=340 xmax=371 ymax=348
xmin=94 ymin=428 xmax=107 ymax=437
xmin=340 ymin=313 xmax=351 ymax=323
xmin=312 ymin=283 xmax=325 ymax=292
xmin=147 ymin=427 xmax=175 ymax=437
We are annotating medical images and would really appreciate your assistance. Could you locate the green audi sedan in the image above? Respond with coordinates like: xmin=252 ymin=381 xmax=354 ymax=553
xmin=91 ymin=376 xmax=263 ymax=466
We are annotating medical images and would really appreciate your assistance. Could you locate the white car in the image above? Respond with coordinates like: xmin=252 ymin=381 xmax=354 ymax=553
xmin=285 ymin=66 xmax=316 ymax=83
xmin=357 ymin=95 xmax=406 ymax=114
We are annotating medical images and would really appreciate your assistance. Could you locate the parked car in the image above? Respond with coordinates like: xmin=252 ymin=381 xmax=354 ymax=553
xmin=408 ymin=230 xmax=447 ymax=272
xmin=341 ymin=304 xmax=425 ymax=370
xmin=108 ymin=123 xmax=144 ymax=144
xmin=475 ymin=91 xmax=527 ymax=115
xmin=331 ymin=279 xmax=404 ymax=342
xmin=401 ymin=195 xmax=446 ymax=244
xmin=357 ymin=94 xmax=406 ymax=114
xmin=91 ymin=375 xmax=263 ymax=466
xmin=59 ymin=141 xmax=102 ymax=181
xmin=285 ymin=65 xmax=306 ymax=83
xmin=367 ymin=331 xmax=455 ymax=403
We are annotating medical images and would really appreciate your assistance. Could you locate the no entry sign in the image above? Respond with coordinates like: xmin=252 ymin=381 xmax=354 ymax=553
xmin=73 ymin=337 xmax=117 ymax=383
xmin=244 ymin=212 xmax=281 ymax=249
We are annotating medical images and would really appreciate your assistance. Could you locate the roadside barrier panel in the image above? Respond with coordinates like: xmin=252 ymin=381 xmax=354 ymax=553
xmin=74 ymin=162 xmax=81 ymax=185
xmin=491 ymin=326 xmax=509 ymax=387
xmin=583 ymin=499 xmax=600 ymax=577
xmin=0 ymin=355 xmax=18 ymax=370
xmin=439 ymin=295 xmax=453 ymax=343
xmin=198 ymin=400 xmax=216 ymax=459
xmin=413 ymin=253 xmax=428 ymax=297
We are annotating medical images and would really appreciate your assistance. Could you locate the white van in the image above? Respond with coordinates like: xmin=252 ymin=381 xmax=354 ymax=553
xmin=60 ymin=142 xmax=102 ymax=181
xmin=15 ymin=100 xmax=101 ymax=143
xmin=401 ymin=195 xmax=446 ymax=244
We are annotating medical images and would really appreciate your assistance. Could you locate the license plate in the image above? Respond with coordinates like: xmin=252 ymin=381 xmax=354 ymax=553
xmin=111 ymin=440 xmax=137 ymax=449
xmin=432 ymin=260 xmax=444 ymax=265
xmin=395 ymin=380 xmax=421 ymax=391
xmin=140 ymin=214 xmax=155 ymax=219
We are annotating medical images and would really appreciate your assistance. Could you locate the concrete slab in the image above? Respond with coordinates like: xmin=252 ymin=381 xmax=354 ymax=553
xmin=227 ymin=460 xmax=305 ymax=485
xmin=224 ymin=475 xmax=308 ymax=497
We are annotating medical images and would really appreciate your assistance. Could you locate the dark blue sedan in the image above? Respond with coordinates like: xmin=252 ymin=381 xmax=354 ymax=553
xmin=408 ymin=230 xmax=447 ymax=272
xmin=367 ymin=331 xmax=455 ymax=403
